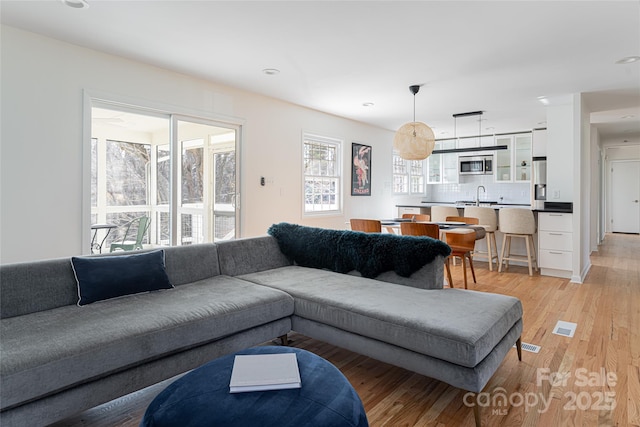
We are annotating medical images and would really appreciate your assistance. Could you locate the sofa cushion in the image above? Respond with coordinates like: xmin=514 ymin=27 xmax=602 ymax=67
xmin=71 ymin=250 xmax=173 ymax=306
xmin=0 ymin=276 xmax=294 ymax=409
xmin=239 ymin=266 xmax=522 ymax=368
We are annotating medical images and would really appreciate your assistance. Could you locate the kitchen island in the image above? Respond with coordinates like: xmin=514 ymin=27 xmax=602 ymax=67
xmin=396 ymin=202 xmax=574 ymax=279
xmin=396 ymin=202 xmax=532 ymax=213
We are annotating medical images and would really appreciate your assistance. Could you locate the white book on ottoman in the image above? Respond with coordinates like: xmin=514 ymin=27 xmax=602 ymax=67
xmin=229 ymin=353 xmax=301 ymax=393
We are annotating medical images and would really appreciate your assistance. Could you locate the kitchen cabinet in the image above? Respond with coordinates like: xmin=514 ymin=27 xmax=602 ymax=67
xmin=495 ymin=133 xmax=532 ymax=182
xmin=427 ymin=140 xmax=458 ymax=184
xmin=532 ymin=129 xmax=547 ymax=157
xmin=538 ymin=212 xmax=573 ymax=278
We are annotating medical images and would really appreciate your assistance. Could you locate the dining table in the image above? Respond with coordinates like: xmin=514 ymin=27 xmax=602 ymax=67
xmin=379 ymin=219 xmax=486 ymax=240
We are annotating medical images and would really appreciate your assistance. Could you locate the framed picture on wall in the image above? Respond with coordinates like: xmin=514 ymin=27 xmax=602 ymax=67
xmin=351 ymin=143 xmax=371 ymax=196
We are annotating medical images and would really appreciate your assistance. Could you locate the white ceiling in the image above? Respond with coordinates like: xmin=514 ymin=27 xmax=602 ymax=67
xmin=2 ymin=0 xmax=639 ymax=141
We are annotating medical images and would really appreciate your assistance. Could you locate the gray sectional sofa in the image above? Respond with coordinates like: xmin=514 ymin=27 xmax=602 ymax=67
xmin=0 ymin=223 xmax=523 ymax=427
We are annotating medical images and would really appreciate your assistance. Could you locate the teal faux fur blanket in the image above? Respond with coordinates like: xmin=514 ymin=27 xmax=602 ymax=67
xmin=267 ymin=222 xmax=451 ymax=279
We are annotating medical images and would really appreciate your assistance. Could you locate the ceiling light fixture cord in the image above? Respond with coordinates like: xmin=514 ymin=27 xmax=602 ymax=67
xmin=413 ymin=92 xmax=417 ymax=137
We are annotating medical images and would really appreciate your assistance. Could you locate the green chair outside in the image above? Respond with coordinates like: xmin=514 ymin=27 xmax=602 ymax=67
xmin=109 ymin=216 xmax=150 ymax=252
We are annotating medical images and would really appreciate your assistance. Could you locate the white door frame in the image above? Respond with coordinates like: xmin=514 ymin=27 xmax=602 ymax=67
xmin=607 ymin=159 xmax=640 ymax=233
xmin=84 ymin=90 xmax=244 ymax=253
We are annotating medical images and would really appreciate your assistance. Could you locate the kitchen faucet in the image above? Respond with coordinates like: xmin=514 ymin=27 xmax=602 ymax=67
xmin=475 ymin=185 xmax=486 ymax=206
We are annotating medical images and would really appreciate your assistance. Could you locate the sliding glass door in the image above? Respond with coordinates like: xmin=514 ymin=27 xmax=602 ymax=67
xmin=90 ymin=104 xmax=239 ymax=251
xmin=174 ymin=117 xmax=238 ymax=245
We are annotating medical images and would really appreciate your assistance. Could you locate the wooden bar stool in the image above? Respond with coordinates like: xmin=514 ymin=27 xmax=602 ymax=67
xmin=498 ymin=208 xmax=538 ymax=276
xmin=430 ymin=206 xmax=460 ymax=223
xmin=443 ymin=230 xmax=477 ymax=289
xmin=464 ymin=206 xmax=499 ymax=271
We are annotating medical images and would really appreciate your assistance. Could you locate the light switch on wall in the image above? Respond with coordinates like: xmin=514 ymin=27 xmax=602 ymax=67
xmin=553 ymin=190 xmax=560 ymax=199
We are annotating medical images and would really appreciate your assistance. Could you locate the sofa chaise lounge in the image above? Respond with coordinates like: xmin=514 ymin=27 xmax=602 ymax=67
xmin=0 ymin=223 xmax=522 ymax=427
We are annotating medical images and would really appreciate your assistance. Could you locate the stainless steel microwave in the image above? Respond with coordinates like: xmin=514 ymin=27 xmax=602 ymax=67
xmin=459 ymin=155 xmax=493 ymax=175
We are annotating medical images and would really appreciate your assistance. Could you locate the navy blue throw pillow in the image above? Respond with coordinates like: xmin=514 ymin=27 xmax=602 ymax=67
xmin=71 ymin=250 xmax=173 ymax=306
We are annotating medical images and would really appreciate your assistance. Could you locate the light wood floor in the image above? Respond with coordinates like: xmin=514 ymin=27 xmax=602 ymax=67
xmin=50 ymin=233 xmax=639 ymax=427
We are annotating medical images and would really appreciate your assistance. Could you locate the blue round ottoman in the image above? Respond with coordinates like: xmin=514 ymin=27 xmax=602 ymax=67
xmin=140 ymin=346 xmax=369 ymax=427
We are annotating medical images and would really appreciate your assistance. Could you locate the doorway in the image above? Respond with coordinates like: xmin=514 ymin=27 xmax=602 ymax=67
xmin=610 ymin=160 xmax=640 ymax=234
xmin=90 ymin=104 xmax=240 ymax=251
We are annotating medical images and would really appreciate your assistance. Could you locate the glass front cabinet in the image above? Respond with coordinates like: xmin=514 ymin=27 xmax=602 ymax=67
xmin=427 ymin=140 xmax=458 ymax=184
xmin=514 ymin=134 xmax=532 ymax=181
xmin=495 ymin=133 xmax=532 ymax=182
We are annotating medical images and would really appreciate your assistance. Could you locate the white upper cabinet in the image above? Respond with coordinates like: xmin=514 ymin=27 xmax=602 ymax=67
xmin=495 ymin=133 xmax=532 ymax=182
xmin=495 ymin=136 xmax=513 ymax=182
xmin=427 ymin=140 xmax=458 ymax=184
xmin=532 ymin=129 xmax=547 ymax=157
xmin=514 ymin=134 xmax=532 ymax=181
xmin=442 ymin=140 xmax=458 ymax=183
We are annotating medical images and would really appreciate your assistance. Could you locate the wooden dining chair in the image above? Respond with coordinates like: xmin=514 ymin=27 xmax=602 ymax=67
xmin=441 ymin=216 xmax=479 ymax=267
xmin=401 ymin=213 xmax=431 ymax=222
xmin=349 ymin=219 xmax=382 ymax=233
xmin=444 ymin=230 xmax=477 ymax=289
xmin=400 ymin=222 xmax=439 ymax=238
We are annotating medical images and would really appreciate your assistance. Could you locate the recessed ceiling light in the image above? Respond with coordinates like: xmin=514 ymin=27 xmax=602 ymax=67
xmin=362 ymin=102 xmax=374 ymax=107
xmin=61 ymin=0 xmax=89 ymax=8
xmin=621 ymin=115 xmax=636 ymax=119
xmin=615 ymin=56 xmax=640 ymax=64
xmin=537 ymin=96 xmax=550 ymax=105
xmin=486 ymin=127 xmax=495 ymax=131
xmin=537 ymin=121 xmax=547 ymax=126
xmin=262 ymin=68 xmax=280 ymax=75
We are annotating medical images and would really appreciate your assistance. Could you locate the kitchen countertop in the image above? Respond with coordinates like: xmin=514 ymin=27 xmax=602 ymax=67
xmin=396 ymin=202 xmax=532 ymax=209
xmin=396 ymin=202 xmax=573 ymax=213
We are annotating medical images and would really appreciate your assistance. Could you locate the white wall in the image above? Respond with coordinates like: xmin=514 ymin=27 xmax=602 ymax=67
xmin=545 ymin=95 xmax=590 ymax=283
xmin=0 ymin=26 xmax=395 ymax=263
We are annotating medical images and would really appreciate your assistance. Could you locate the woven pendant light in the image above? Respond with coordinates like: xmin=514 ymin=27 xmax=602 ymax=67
xmin=393 ymin=85 xmax=435 ymax=161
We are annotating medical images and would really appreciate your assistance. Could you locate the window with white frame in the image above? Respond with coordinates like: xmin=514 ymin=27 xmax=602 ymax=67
xmin=90 ymin=104 xmax=239 ymax=253
xmin=393 ymin=151 xmax=425 ymax=194
xmin=303 ymin=134 xmax=341 ymax=214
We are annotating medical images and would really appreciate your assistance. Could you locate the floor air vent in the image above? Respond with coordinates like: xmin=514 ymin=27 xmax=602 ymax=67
xmin=552 ymin=320 xmax=577 ymax=338
xmin=514 ymin=342 xmax=541 ymax=353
